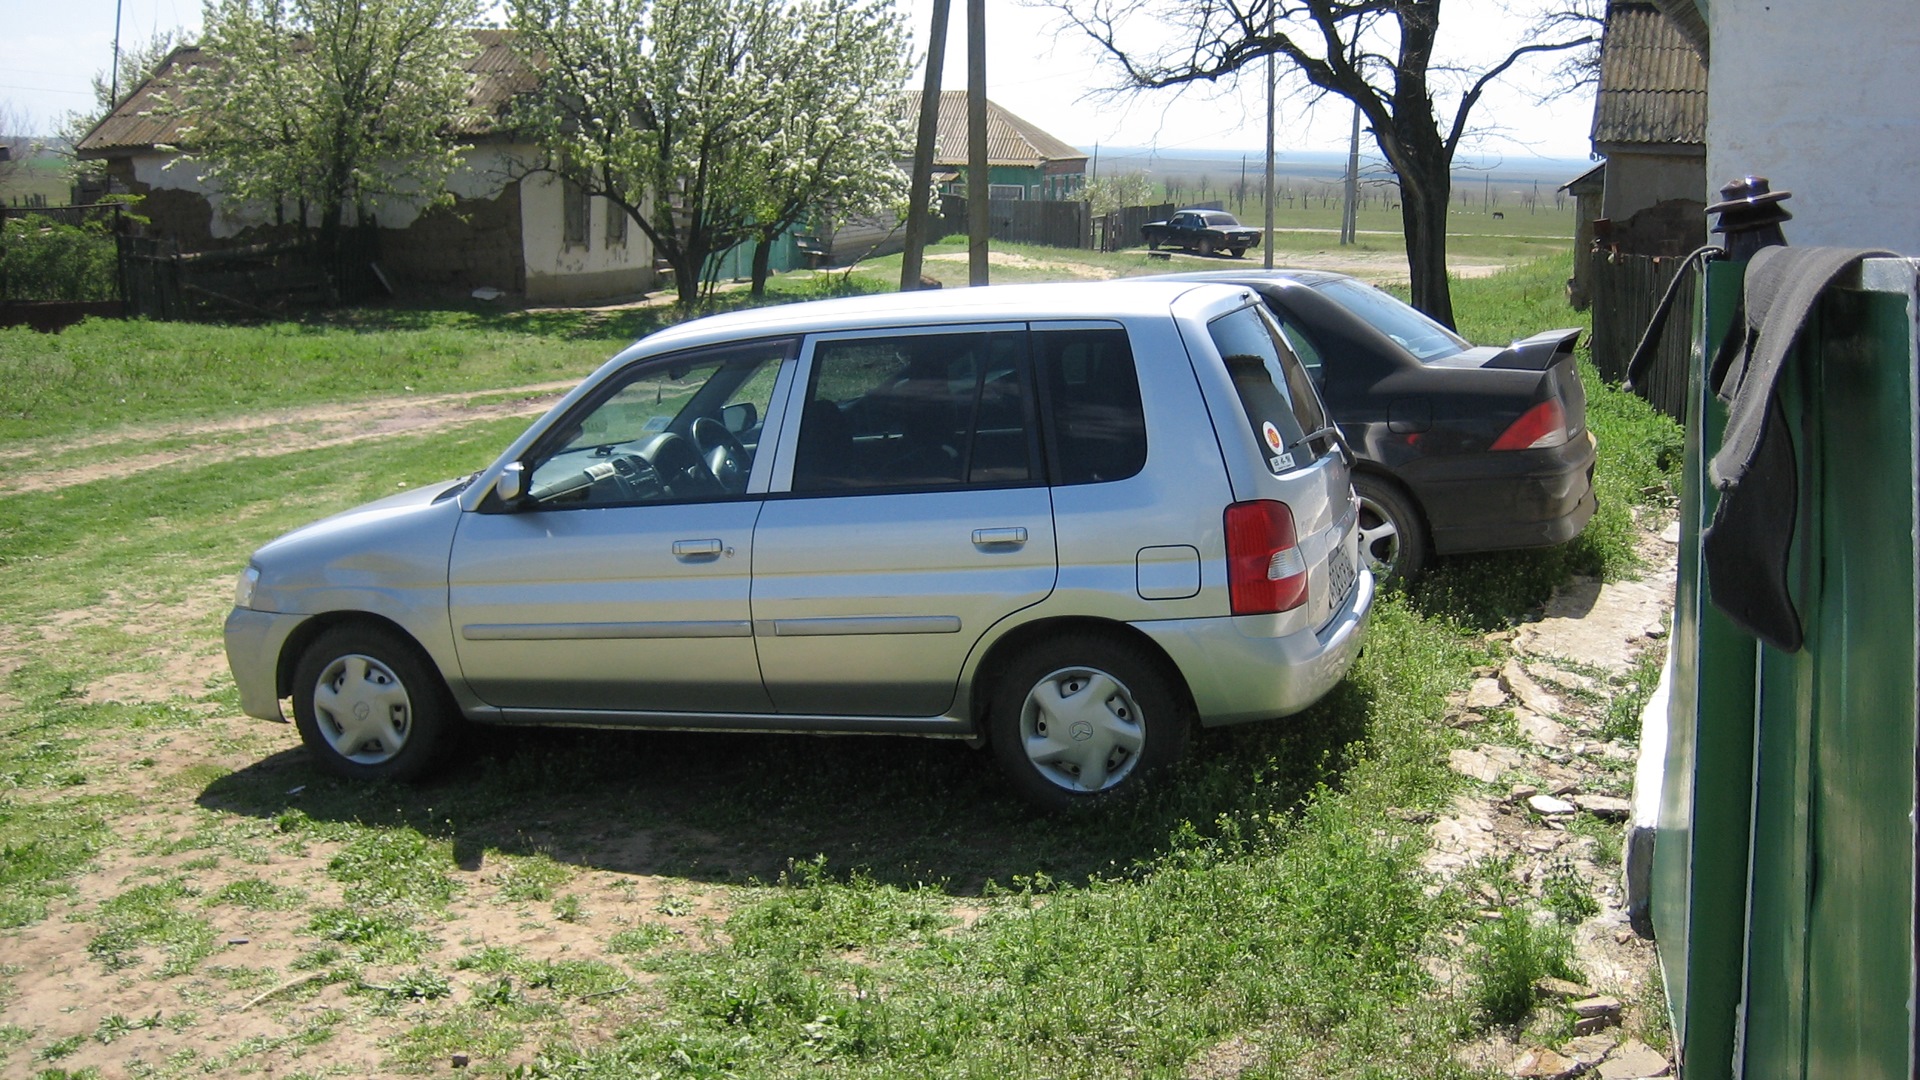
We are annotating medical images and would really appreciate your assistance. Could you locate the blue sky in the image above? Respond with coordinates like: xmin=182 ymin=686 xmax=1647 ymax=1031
xmin=3 ymin=0 xmax=1597 ymax=161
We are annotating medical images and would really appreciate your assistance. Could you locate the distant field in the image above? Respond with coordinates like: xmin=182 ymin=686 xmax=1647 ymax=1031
xmin=0 ymin=156 xmax=74 ymax=208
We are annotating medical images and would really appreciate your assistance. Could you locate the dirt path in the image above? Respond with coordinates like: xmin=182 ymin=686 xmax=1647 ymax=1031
xmin=0 ymin=381 xmax=575 ymax=497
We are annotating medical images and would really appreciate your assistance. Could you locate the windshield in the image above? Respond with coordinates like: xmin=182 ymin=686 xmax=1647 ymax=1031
xmin=1314 ymin=278 xmax=1470 ymax=361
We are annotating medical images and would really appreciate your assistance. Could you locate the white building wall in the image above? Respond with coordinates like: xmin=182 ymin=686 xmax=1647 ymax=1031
xmin=517 ymin=171 xmax=653 ymax=303
xmin=1707 ymin=0 xmax=1920 ymax=253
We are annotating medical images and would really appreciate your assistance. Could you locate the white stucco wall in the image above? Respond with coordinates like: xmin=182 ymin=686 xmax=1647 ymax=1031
xmin=1708 ymin=0 xmax=1920 ymax=253
xmin=517 ymin=171 xmax=652 ymax=303
xmin=133 ymin=145 xmax=523 ymax=238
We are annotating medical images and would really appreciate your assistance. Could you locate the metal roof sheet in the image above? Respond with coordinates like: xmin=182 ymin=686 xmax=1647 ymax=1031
xmin=1591 ymin=3 xmax=1708 ymax=147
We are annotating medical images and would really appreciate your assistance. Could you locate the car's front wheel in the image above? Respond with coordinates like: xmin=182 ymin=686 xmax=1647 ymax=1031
xmin=1228 ymin=246 xmax=1246 ymax=259
xmin=291 ymin=624 xmax=456 ymax=781
xmin=989 ymin=634 xmax=1190 ymax=810
xmin=1353 ymin=473 xmax=1430 ymax=583
xmin=1197 ymin=236 xmax=1215 ymax=256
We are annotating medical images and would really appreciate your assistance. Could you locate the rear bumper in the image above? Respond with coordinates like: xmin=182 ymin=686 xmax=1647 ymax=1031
xmin=1134 ymin=566 xmax=1373 ymax=727
xmin=1412 ymin=432 xmax=1598 ymax=556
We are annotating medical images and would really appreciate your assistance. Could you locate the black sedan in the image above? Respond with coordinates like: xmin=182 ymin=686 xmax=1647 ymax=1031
xmin=1141 ymin=209 xmax=1262 ymax=258
xmin=1146 ymin=269 xmax=1596 ymax=579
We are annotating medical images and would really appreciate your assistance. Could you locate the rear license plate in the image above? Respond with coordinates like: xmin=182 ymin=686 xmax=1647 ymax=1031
xmin=1327 ymin=541 xmax=1357 ymax=613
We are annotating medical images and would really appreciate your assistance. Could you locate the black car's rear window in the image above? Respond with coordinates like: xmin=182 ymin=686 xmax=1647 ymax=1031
xmin=1313 ymin=278 xmax=1469 ymax=361
xmin=1206 ymin=304 xmax=1331 ymax=475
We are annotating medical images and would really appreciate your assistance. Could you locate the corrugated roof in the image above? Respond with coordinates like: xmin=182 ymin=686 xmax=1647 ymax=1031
xmin=78 ymin=29 xmax=535 ymax=157
xmin=897 ymin=90 xmax=1087 ymax=169
xmin=1591 ymin=2 xmax=1707 ymax=147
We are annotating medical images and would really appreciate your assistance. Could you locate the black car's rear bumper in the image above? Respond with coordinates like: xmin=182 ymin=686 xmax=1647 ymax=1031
xmin=1411 ymin=432 xmax=1598 ymax=556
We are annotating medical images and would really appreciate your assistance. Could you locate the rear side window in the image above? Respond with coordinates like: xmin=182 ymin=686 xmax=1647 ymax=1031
xmin=792 ymin=331 xmax=1036 ymax=492
xmin=1033 ymin=328 xmax=1147 ymax=486
xmin=1207 ymin=304 xmax=1332 ymax=474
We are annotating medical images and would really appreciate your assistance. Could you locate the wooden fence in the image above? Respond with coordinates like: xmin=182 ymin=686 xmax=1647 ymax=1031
xmin=939 ymin=195 xmax=1091 ymax=250
xmin=119 ymin=226 xmax=384 ymax=320
xmin=1588 ymin=249 xmax=1695 ymax=422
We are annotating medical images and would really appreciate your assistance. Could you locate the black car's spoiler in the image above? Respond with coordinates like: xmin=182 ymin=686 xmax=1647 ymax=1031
xmin=1482 ymin=328 xmax=1581 ymax=371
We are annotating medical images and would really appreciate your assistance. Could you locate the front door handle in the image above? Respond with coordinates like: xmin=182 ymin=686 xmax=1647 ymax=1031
xmin=673 ymin=538 xmax=724 ymax=559
xmin=971 ymin=527 xmax=1028 ymax=547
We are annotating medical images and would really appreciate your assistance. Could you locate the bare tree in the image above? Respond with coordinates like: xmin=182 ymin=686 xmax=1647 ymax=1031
xmin=1530 ymin=0 xmax=1606 ymax=99
xmin=1051 ymin=0 xmax=1594 ymax=327
xmin=0 ymin=101 xmax=34 ymax=191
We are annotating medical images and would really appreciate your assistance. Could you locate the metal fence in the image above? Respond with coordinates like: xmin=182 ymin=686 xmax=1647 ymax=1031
xmin=1588 ymin=249 xmax=1695 ymax=421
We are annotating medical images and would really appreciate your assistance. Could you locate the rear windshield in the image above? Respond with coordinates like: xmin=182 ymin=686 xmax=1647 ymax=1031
xmin=1313 ymin=278 xmax=1469 ymax=361
xmin=1206 ymin=304 xmax=1332 ymax=475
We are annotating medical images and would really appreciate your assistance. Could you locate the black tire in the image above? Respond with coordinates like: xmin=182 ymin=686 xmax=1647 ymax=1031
xmin=1352 ymin=473 xmax=1430 ymax=583
xmin=1228 ymin=247 xmax=1247 ymax=259
xmin=989 ymin=633 xmax=1191 ymax=810
xmin=1197 ymin=236 xmax=1215 ymax=256
xmin=1146 ymin=234 xmax=1160 ymax=251
xmin=291 ymin=623 xmax=457 ymax=782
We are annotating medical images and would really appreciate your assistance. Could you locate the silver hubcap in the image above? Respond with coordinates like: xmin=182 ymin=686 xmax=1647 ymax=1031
xmin=1356 ymin=494 xmax=1401 ymax=576
xmin=313 ymin=653 xmax=412 ymax=765
xmin=1018 ymin=666 xmax=1145 ymax=793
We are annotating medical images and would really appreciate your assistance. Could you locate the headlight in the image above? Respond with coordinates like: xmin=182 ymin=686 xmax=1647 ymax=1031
xmin=234 ymin=565 xmax=261 ymax=609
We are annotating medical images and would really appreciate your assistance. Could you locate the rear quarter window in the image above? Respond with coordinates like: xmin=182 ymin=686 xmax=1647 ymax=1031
xmin=1206 ymin=304 xmax=1332 ymax=474
xmin=1033 ymin=328 xmax=1147 ymax=486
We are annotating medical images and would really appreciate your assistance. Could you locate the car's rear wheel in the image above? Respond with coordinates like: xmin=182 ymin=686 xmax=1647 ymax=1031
xmin=292 ymin=624 xmax=456 ymax=781
xmin=1353 ymin=473 xmax=1430 ymax=583
xmin=989 ymin=634 xmax=1190 ymax=810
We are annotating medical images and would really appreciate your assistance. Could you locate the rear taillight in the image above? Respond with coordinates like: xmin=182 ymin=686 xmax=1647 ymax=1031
xmin=1225 ymin=500 xmax=1309 ymax=614
xmin=1490 ymin=399 xmax=1570 ymax=451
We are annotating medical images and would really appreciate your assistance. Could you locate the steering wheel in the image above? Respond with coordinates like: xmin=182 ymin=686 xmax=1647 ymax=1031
xmin=691 ymin=417 xmax=751 ymax=494
xmin=639 ymin=432 xmax=725 ymax=498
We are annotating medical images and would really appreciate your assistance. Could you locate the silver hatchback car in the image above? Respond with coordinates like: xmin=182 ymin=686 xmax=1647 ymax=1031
xmin=225 ymin=282 xmax=1373 ymax=808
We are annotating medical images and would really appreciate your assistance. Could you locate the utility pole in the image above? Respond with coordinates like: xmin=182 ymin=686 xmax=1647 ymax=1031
xmin=1262 ymin=30 xmax=1275 ymax=270
xmin=966 ymin=0 xmax=989 ymax=286
xmin=1340 ymin=103 xmax=1359 ymax=245
xmin=899 ymin=0 xmax=950 ymax=291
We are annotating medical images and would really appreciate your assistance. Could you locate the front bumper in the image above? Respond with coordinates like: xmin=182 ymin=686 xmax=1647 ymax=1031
xmin=223 ymin=606 xmax=309 ymax=721
xmin=1135 ymin=565 xmax=1373 ymax=726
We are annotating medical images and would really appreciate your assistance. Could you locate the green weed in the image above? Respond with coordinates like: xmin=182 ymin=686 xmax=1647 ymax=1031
xmin=88 ymin=879 xmax=218 ymax=975
xmin=1469 ymin=907 xmax=1580 ymax=1026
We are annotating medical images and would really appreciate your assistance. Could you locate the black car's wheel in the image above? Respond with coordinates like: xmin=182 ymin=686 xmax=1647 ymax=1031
xmin=1147 ymin=235 xmax=1160 ymax=251
xmin=1352 ymin=473 xmax=1430 ymax=583
xmin=292 ymin=624 xmax=456 ymax=781
xmin=989 ymin=634 xmax=1191 ymax=810
xmin=1197 ymin=236 xmax=1215 ymax=256
xmin=1228 ymin=247 xmax=1247 ymax=259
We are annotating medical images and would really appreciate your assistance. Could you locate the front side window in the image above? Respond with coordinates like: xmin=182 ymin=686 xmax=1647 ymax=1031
xmin=519 ymin=339 xmax=792 ymax=509
xmin=1207 ymin=304 xmax=1331 ymax=474
xmin=791 ymin=331 xmax=1034 ymax=493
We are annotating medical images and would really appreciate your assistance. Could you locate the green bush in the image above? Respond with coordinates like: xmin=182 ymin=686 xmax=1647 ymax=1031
xmin=1 ymin=214 xmax=118 ymax=302
xmin=1469 ymin=906 xmax=1579 ymax=1026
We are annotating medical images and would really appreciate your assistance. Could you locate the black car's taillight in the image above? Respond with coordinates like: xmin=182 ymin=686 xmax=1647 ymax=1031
xmin=1490 ymin=399 xmax=1570 ymax=451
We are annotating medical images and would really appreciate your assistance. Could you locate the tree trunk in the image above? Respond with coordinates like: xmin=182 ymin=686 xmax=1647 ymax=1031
xmin=1398 ymin=177 xmax=1454 ymax=329
xmin=749 ymin=235 xmax=774 ymax=298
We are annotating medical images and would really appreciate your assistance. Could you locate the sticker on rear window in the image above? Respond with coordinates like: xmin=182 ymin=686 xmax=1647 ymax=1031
xmin=1269 ymin=452 xmax=1295 ymax=474
xmin=1262 ymin=421 xmax=1284 ymax=453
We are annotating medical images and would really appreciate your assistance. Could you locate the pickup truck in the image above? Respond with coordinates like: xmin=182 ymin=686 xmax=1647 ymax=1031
xmin=1142 ymin=209 xmax=1262 ymax=258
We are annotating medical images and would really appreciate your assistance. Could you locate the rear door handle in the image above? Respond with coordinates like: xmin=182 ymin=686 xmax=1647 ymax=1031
xmin=971 ymin=527 xmax=1028 ymax=547
xmin=673 ymin=538 xmax=724 ymax=559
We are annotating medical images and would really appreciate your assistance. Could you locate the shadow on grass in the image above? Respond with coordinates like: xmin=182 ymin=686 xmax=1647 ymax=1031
xmin=196 ymin=677 xmax=1376 ymax=897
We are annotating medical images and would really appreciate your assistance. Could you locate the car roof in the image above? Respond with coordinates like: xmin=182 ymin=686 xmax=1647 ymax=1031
xmin=1135 ymin=268 xmax=1354 ymax=289
xmin=620 ymin=280 xmax=1250 ymax=358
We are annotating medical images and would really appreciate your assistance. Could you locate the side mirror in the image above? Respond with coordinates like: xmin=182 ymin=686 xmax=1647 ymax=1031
xmin=494 ymin=461 xmax=526 ymax=503
xmin=722 ymin=401 xmax=757 ymax=434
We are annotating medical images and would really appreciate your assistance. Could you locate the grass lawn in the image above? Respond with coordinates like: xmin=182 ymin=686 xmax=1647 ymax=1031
xmin=0 ymin=254 xmax=1676 ymax=1077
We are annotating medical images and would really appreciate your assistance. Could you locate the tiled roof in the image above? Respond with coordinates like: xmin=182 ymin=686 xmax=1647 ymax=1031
xmin=898 ymin=90 xmax=1087 ymax=169
xmin=1591 ymin=2 xmax=1707 ymax=148
xmin=77 ymin=29 xmax=534 ymax=157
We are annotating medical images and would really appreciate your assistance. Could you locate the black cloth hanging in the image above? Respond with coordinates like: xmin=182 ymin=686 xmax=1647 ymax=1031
xmin=1702 ymin=245 xmax=1894 ymax=653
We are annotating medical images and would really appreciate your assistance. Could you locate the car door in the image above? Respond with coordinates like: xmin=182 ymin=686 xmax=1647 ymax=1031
xmin=447 ymin=338 xmax=794 ymax=714
xmin=750 ymin=325 xmax=1057 ymax=717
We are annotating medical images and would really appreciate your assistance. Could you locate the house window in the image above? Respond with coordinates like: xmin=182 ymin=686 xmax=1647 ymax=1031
xmin=605 ymin=199 xmax=628 ymax=248
xmin=562 ymin=180 xmax=590 ymax=250
xmin=988 ymin=183 xmax=1025 ymax=200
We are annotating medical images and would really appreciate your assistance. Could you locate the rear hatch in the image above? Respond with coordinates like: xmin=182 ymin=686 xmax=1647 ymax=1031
xmin=1182 ymin=294 xmax=1361 ymax=631
xmin=1431 ymin=328 xmax=1588 ymax=448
